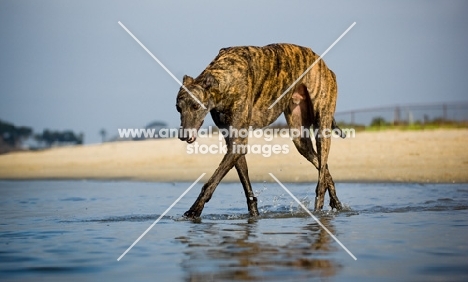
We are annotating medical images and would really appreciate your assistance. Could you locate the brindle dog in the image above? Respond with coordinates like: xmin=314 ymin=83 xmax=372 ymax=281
xmin=176 ymin=43 xmax=343 ymax=218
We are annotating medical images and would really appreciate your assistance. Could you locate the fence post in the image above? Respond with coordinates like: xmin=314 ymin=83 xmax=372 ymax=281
xmin=394 ymin=106 xmax=401 ymax=125
xmin=443 ymin=104 xmax=447 ymax=121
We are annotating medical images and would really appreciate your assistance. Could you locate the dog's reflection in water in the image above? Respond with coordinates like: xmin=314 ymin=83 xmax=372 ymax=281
xmin=176 ymin=217 xmax=340 ymax=281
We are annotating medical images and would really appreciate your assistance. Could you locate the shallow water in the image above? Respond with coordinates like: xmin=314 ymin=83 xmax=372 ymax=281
xmin=1 ymin=180 xmax=467 ymax=281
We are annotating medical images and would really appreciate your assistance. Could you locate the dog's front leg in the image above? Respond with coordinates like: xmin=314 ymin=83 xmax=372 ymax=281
xmin=184 ymin=151 xmax=242 ymax=219
xmin=234 ymin=155 xmax=259 ymax=217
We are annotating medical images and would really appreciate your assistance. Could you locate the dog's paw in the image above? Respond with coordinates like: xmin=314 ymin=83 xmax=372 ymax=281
xmin=330 ymin=198 xmax=343 ymax=211
xmin=183 ymin=210 xmax=201 ymax=219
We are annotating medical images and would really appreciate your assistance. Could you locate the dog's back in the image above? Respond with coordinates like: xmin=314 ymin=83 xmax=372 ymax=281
xmin=198 ymin=43 xmax=335 ymax=128
xmin=202 ymin=44 xmax=318 ymax=95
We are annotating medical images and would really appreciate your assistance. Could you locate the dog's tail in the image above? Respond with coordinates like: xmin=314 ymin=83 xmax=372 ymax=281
xmin=332 ymin=118 xmax=346 ymax=139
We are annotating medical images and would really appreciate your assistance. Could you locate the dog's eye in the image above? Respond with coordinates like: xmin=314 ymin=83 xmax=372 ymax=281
xmin=176 ymin=105 xmax=181 ymax=112
xmin=192 ymin=103 xmax=200 ymax=110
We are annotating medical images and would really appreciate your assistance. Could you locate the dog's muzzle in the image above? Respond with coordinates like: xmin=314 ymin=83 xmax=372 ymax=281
xmin=178 ymin=128 xmax=198 ymax=144
xmin=178 ymin=134 xmax=196 ymax=144
xmin=179 ymin=121 xmax=203 ymax=144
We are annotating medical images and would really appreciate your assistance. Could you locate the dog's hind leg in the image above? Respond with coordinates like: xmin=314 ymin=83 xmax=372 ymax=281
xmin=313 ymin=113 xmax=333 ymax=211
xmin=285 ymin=84 xmax=342 ymax=211
xmin=309 ymin=68 xmax=342 ymax=211
xmin=235 ymin=155 xmax=259 ymax=217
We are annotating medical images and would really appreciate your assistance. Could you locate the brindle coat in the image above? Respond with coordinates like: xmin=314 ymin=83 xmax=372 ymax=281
xmin=176 ymin=43 xmax=343 ymax=218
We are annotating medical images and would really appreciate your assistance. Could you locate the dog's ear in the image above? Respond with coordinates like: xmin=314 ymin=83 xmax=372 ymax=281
xmin=201 ymin=74 xmax=219 ymax=90
xmin=183 ymin=75 xmax=194 ymax=85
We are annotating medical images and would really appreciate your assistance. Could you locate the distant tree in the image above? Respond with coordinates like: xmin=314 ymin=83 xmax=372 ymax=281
xmin=99 ymin=129 xmax=107 ymax=143
xmin=370 ymin=117 xmax=389 ymax=127
xmin=77 ymin=133 xmax=84 ymax=145
xmin=35 ymin=129 xmax=84 ymax=147
xmin=0 ymin=120 xmax=32 ymax=147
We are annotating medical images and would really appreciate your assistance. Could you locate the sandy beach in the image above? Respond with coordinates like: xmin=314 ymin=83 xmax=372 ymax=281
xmin=0 ymin=129 xmax=467 ymax=183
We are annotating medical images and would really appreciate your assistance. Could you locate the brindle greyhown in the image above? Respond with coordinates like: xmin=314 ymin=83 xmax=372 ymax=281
xmin=176 ymin=43 xmax=344 ymax=218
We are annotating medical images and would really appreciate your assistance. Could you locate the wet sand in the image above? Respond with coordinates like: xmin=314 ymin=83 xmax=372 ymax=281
xmin=0 ymin=129 xmax=467 ymax=183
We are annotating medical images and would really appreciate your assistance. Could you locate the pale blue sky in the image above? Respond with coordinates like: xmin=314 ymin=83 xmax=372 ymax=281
xmin=1 ymin=0 xmax=467 ymax=143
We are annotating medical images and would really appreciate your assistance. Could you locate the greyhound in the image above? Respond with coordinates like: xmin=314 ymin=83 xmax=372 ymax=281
xmin=176 ymin=43 xmax=344 ymax=218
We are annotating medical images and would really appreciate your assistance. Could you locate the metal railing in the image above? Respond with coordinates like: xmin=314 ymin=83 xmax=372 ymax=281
xmin=335 ymin=101 xmax=468 ymax=126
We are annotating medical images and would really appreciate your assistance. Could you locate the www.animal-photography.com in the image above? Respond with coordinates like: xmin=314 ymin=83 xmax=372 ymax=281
xmin=1 ymin=1 xmax=467 ymax=281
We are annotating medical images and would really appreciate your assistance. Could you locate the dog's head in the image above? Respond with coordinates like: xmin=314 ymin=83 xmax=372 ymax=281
xmin=176 ymin=74 xmax=218 ymax=143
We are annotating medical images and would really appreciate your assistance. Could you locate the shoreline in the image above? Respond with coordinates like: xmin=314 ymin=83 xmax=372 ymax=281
xmin=0 ymin=175 xmax=468 ymax=185
xmin=0 ymin=177 xmax=464 ymax=184
xmin=1 ymin=129 xmax=467 ymax=184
